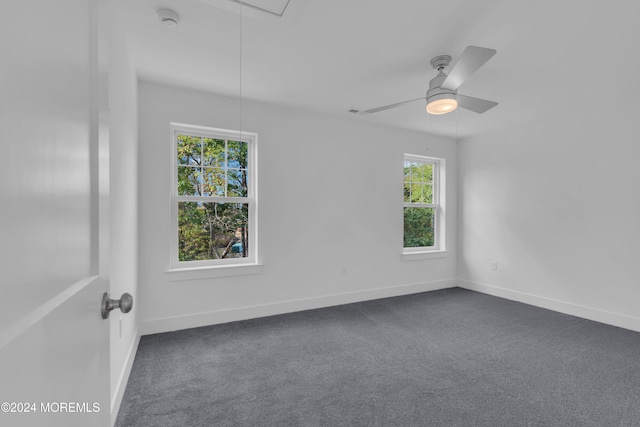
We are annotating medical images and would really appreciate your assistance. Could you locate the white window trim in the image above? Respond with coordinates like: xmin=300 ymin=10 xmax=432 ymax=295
xmin=168 ymin=122 xmax=260 ymax=273
xmin=403 ymin=153 xmax=446 ymax=259
xmin=166 ymin=263 xmax=263 ymax=281
xmin=402 ymin=250 xmax=448 ymax=262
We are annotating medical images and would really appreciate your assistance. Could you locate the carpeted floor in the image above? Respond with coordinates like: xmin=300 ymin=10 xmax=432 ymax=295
xmin=115 ymin=288 xmax=640 ymax=426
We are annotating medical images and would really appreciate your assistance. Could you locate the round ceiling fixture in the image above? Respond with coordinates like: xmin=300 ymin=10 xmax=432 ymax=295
xmin=426 ymin=95 xmax=458 ymax=115
xmin=157 ymin=9 xmax=180 ymax=28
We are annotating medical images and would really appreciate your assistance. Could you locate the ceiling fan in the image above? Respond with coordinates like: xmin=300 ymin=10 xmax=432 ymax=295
xmin=360 ymin=46 xmax=498 ymax=116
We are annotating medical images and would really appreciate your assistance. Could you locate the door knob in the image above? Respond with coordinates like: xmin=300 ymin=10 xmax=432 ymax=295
xmin=101 ymin=292 xmax=133 ymax=319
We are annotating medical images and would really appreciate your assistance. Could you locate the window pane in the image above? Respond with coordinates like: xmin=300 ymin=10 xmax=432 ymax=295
xmin=411 ymin=162 xmax=433 ymax=183
xmin=202 ymin=138 xmax=226 ymax=167
xmin=404 ymin=182 xmax=411 ymax=202
xmin=227 ymin=140 xmax=248 ymax=169
xmin=227 ymin=168 xmax=248 ymax=197
xmin=403 ymin=161 xmax=413 ymax=182
xmin=404 ymin=207 xmax=434 ymax=248
xmin=177 ymin=166 xmax=202 ymax=196
xmin=409 ymin=162 xmax=420 ymax=180
xmin=422 ymin=184 xmax=433 ymax=203
xmin=178 ymin=202 xmax=249 ymax=261
xmin=177 ymin=134 xmax=201 ymax=165
xmin=409 ymin=183 xmax=433 ymax=204
xmin=203 ymin=168 xmax=226 ymax=196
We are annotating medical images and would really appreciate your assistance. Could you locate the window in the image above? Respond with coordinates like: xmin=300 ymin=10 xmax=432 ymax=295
xmin=403 ymin=154 xmax=445 ymax=257
xmin=171 ymin=123 xmax=257 ymax=269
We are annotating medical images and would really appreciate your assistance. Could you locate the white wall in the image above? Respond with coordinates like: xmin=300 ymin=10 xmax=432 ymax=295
xmin=108 ymin=1 xmax=139 ymax=420
xmin=138 ymin=81 xmax=458 ymax=333
xmin=458 ymin=99 xmax=640 ymax=331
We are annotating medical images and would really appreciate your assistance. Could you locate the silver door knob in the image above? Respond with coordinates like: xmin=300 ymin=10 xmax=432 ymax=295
xmin=101 ymin=292 xmax=133 ymax=319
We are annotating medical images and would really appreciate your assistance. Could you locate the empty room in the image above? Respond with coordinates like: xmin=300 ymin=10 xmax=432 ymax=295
xmin=1 ymin=0 xmax=640 ymax=426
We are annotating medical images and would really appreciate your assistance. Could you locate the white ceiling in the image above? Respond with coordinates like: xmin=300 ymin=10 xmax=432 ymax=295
xmin=118 ymin=0 xmax=640 ymax=138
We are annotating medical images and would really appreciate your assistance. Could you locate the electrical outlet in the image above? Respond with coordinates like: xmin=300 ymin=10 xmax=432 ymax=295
xmin=341 ymin=264 xmax=347 ymax=275
xmin=490 ymin=261 xmax=498 ymax=271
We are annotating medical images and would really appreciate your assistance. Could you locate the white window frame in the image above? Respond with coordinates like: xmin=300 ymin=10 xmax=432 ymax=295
xmin=403 ymin=154 xmax=446 ymax=260
xmin=169 ymin=122 xmax=258 ymax=271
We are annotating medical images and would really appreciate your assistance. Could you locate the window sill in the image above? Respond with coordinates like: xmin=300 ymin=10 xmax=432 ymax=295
xmin=166 ymin=263 xmax=263 ymax=281
xmin=402 ymin=250 xmax=448 ymax=261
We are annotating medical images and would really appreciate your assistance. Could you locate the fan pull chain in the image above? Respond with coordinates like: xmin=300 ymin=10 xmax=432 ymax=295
xmin=239 ymin=4 xmax=243 ymax=144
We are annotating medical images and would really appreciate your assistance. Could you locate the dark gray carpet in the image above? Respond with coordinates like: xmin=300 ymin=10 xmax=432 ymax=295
xmin=115 ymin=288 xmax=640 ymax=426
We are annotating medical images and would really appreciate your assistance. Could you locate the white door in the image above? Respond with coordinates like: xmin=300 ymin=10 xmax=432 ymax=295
xmin=0 ymin=0 xmax=112 ymax=426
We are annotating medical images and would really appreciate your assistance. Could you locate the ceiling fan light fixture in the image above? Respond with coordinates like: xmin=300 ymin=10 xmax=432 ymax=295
xmin=360 ymin=46 xmax=497 ymax=116
xmin=426 ymin=94 xmax=458 ymax=115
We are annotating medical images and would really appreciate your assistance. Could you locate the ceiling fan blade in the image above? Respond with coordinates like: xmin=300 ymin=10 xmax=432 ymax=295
xmin=457 ymin=94 xmax=498 ymax=114
xmin=362 ymin=97 xmax=424 ymax=114
xmin=441 ymin=46 xmax=496 ymax=91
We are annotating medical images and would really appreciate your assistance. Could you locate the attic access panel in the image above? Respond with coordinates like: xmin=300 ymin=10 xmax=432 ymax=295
xmin=229 ymin=0 xmax=291 ymax=17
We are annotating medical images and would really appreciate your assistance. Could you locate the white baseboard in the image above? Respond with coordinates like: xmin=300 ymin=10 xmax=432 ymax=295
xmin=111 ymin=327 xmax=140 ymax=426
xmin=141 ymin=279 xmax=457 ymax=336
xmin=458 ymin=279 xmax=640 ymax=333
